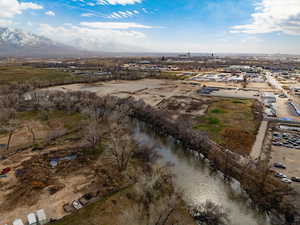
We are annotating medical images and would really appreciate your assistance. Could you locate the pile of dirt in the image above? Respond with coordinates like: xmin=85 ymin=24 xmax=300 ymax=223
xmin=158 ymin=96 xmax=212 ymax=115
xmin=221 ymin=128 xmax=255 ymax=155
xmin=2 ymin=155 xmax=55 ymax=209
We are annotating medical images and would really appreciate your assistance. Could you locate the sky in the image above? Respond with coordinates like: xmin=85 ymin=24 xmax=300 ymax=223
xmin=0 ymin=0 xmax=300 ymax=54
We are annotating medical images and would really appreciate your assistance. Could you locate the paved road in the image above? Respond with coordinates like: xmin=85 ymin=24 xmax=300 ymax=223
xmin=250 ymin=120 xmax=268 ymax=159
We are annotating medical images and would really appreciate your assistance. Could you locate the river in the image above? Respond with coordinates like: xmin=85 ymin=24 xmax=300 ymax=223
xmin=134 ymin=122 xmax=270 ymax=225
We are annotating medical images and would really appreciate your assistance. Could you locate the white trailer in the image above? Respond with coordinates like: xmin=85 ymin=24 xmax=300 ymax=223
xmin=36 ymin=209 xmax=47 ymax=225
xmin=27 ymin=213 xmax=38 ymax=225
xmin=13 ymin=219 xmax=24 ymax=225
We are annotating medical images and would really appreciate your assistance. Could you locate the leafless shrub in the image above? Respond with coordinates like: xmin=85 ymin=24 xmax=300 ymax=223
xmin=0 ymin=108 xmax=16 ymax=123
xmin=83 ymin=120 xmax=103 ymax=147
xmin=120 ymin=172 xmax=179 ymax=225
xmin=45 ymin=128 xmax=67 ymax=144
xmin=133 ymin=143 xmax=160 ymax=163
xmin=120 ymin=195 xmax=178 ymax=225
xmin=189 ymin=200 xmax=230 ymax=225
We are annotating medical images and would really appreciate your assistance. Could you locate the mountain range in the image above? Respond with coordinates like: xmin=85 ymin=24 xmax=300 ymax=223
xmin=0 ymin=27 xmax=95 ymax=57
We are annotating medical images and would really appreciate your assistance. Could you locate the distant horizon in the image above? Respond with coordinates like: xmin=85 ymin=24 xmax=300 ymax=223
xmin=1 ymin=0 xmax=300 ymax=54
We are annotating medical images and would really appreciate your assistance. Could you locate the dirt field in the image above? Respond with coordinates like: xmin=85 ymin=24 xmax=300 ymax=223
xmin=0 ymin=111 xmax=89 ymax=224
xmin=48 ymin=79 xmax=199 ymax=106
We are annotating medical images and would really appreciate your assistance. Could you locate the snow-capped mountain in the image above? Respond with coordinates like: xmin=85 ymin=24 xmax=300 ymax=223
xmin=0 ymin=27 xmax=95 ymax=57
xmin=0 ymin=27 xmax=57 ymax=47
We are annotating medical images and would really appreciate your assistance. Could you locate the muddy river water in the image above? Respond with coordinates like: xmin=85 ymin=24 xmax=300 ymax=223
xmin=134 ymin=122 xmax=271 ymax=225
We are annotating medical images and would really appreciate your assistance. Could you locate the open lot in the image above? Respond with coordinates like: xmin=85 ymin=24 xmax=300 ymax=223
xmin=193 ymin=98 xmax=261 ymax=155
xmin=48 ymin=79 xmax=199 ymax=106
xmin=207 ymin=89 xmax=260 ymax=99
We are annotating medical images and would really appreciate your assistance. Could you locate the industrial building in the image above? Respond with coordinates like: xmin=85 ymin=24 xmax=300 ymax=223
xmin=262 ymin=92 xmax=276 ymax=103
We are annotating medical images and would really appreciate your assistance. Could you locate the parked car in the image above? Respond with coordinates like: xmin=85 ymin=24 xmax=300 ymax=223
xmin=63 ymin=204 xmax=75 ymax=213
xmin=72 ymin=200 xmax=83 ymax=210
xmin=281 ymin=178 xmax=292 ymax=184
xmin=282 ymin=133 xmax=290 ymax=139
xmin=291 ymin=177 xmax=300 ymax=182
xmin=79 ymin=193 xmax=93 ymax=206
xmin=0 ymin=167 xmax=11 ymax=175
xmin=274 ymin=172 xmax=288 ymax=178
xmin=273 ymin=132 xmax=281 ymax=137
xmin=272 ymin=142 xmax=282 ymax=146
xmin=274 ymin=162 xmax=286 ymax=169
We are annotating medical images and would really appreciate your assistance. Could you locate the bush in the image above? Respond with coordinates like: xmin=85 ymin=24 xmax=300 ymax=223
xmin=211 ymin=108 xmax=226 ymax=114
xmin=232 ymin=100 xmax=245 ymax=104
xmin=208 ymin=117 xmax=220 ymax=125
xmin=190 ymin=200 xmax=230 ymax=225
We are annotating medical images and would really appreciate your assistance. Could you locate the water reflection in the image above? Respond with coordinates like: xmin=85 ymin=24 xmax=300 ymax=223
xmin=133 ymin=122 xmax=270 ymax=225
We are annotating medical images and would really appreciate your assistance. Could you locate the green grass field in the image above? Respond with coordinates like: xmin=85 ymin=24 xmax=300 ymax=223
xmin=194 ymin=98 xmax=260 ymax=154
xmin=0 ymin=66 xmax=72 ymax=85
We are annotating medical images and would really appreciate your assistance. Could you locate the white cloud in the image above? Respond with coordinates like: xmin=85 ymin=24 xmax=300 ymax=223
xmin=38 ymin=23 xmax=147 ymax=51
xmin=20 ymin=2 xmax=43 ymax=10
xmin=0 ymin=0 xmax=43 ymax=18
xmin=87 ymin=2 xmax=96 ymax=6
xmin=106 ymin=10 xmax=139 ymax=19
xmin=81 ymin=13 xmax=95 ymax=17
xmin=80 ymin=22 xmax=154 ymax=29
xmin=45 ymin=11 xmax=55 ymax=16
xmin=0 ymin=19 xmax=12 ymax=27
xmin=96 ymin=0 xmax=142 ymax=6
xmin=231 ymin=0 xmax=300 ymax=35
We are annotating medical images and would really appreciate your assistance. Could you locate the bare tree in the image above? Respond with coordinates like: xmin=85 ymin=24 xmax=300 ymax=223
xmin=109 ymin=124 xmax=135 ymax=172
xmin=120 ymin=182 xmax=179 ymax=225
xmin=0 ymin=108 xmax=16 ymax=124
xmin=83 ymin=120 xmax=103 ymax=147
xmin=45 ymin=127 xmax=67 ymax=145
xmin=5 ymin=120 xmax=18 ymax=151
xmin=27 ymin=121 xmax=37 ymax=145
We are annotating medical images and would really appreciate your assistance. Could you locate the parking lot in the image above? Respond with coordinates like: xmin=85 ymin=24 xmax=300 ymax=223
xmin=270 ymin=130 xmax=300 ymax=189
